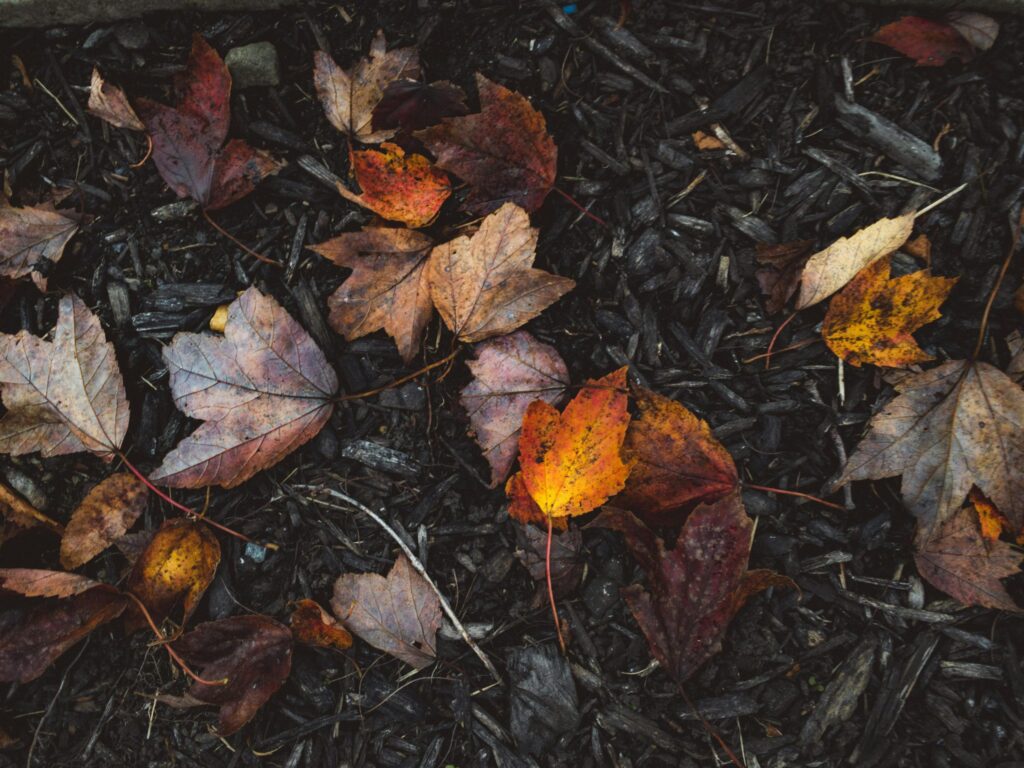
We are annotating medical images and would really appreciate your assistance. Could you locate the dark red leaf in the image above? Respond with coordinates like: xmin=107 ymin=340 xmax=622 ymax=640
xmin=869 ymin=16 xmax=974 ymax=67
xmin=372 ymin=78 xmax=469 ymax=133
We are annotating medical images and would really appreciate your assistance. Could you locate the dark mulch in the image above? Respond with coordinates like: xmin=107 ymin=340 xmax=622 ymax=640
xmin=1 ymin=1 xmax=1023 ymax=766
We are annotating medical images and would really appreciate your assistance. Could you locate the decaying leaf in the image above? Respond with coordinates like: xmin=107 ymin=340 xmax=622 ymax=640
xmin=838 ymin=360 xmax=1024 ymax=539
xmin=372 ymin=78 xmax=468 ymax=134
xmin=822 ymin=255 xmax=957 ymax=367
xmin=125 ymin=518 xmax=220 ymax=628
xmin=336 ymin=143 xmax=450 ymax=227
xmin=617 ymin=387 xmax=738 ymax=524
xmin=137 ymin=35 xmax=282 ymax=210
xmin=460 ymin=331 xmax=569 ymax=487
xmin=946 ymin=12 xmax=999 ymax=51
xmin=915 ymin=503 xmax=1022 ymax=611
xmin=0 ymin=199 xmax=80 ymax=290
xmin=313 ymin=30 xmax=419 ymax=144
xmin=87 ymin=68 xmax=144 ymax=131
xmin=506 ymin=367 xmax=631 ymax=524
xmin=692 ymin=130 xmax=725 ymax=150
xmin=416 ymin=74 xmax=557 ymax=215
xmin=514 ymin=524 xmax=583 ymax=600
xmin=796 ymin=213 xmax=915 ymax=309
xmin=0 ymin=294 xmax=129 ymax=461
xmin=755 ymin=239 xmax=814 ymax=315
xmin=427 ymin=202 xmax=574 ymax=342
xmin=290 ymin=598 xmax=353 ymax=650
xmin=312 ymin=228 xmax=433 ymax=364
xmin=0 ymin=568 xmax=102 ymax=598
xmin=869 ymin=16 xmax=975 ymax=67
xmin=173 ymin=615 xmax=293 ymax=735
xmin=151 ymin=288 xmax=338 ymax=488
xmin=60 ymin=473 xmax=148 ymax=569
xmin=331 ymin=554 xmax=441 ymax=669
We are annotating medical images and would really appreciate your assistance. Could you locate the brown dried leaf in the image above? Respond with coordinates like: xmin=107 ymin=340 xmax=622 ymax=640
xmin=87 ymin=68 xmax=144 ymax=131
xmin=514 ymin=524 xmax=583 ymax=600
xmin=290 ymin=599 xmax=353 ymax=651
xmin=0 ymin=568 xmax=102 ymax=598
xmin=60 ymin=473 xmax=148 ymax=569
xmin=0 ymin=200 xmax=79 ymax=291
xmin=754 ymin=240 xmax=813 ymax=315
xmin=946 ymin=12 xmax=999 ymax=51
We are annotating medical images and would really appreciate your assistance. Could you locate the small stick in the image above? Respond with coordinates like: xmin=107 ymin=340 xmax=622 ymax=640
xmin=0 ymin=482 xmax=64 ymax=534
xmin=125 ymin=592 xmax=226 ymax=687
xmin=337 ymin=347 xmax=461 ymax=402
xmin=202 ymin=209 xmax=282 ymax=267
xmin=745 ymin=483 xmax=846 ymax=511
xmin=914 ymin=182 xmax=967 ymax=219
xmin=973 ymin=208 xmax=1023 ymax=359
xmin=300 ymin=487 xmax=504 ymax=686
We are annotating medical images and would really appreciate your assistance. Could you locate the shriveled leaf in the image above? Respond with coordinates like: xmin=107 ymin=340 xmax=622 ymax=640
xmin=336 ymin=143 xmax=450 ymax=227
xmin=514 ymin=524 xmax=583 ymax=599
xmin=0 ymin=294 xmax=129 ymax=460
xmin=331 ymin=554 xmax=441 ymax=669
xmin=946 ymin=12 xmax=999 ymax=51
xmin=593 ymin=493 xmax=753 ymax=683
xmin=137 ymin=35 xmax=282 ymax=210
xmin=0 ymin=586 xmax=127 ymax=683
xmin=692 ymin=130 xmax=725 ymax=150
xmin=0 ymin=569 xmax=102 ymax=598
xmin=312 ymin=228 xmax=433 ymax=364
xmin=60 ymin=473 xmax=148 ymax=569
xmin=87 ymin=68 xmax=144 ymax=131
xmin=460 ymin=331 xmax=569 ymax=487
xmin=755 ymin=240 xmax=813 ymax=315
xmin=822 ymin=256 xmax=957 ymax=368
xmin=0 ymin=200 xmax=79 ymax=291
xmin=869 ymin=16 xmax=974 ymax=66
xmin=313 ymin=31 xmax=419 ymax=144
xmin=126 ymin=518 xmax=220 ymax=628
xmin=507 ymin=367 xmax=631 ymax=522
xmin=372 ymin=78 xmax=468 ymax=133
xmin=416 ymin=74 xmax=557 ymax=215
xmin=174 ymin=615 xmax=293 ymax=735
xmin=427 ymin=202 xmax=574 ymax=342
xmin=290 ymin=599 xmax=353 ymax=650
xmin=151 ymin=288 xmax=338 ymax=488
xmin=796 ymin=213 xmax=915 ymax=309
xmin=617 ymin=387 xmax=738 ymax=524
xmin=838 ymin=360 xmax=1024 ymax=538
xmin=915 ymin=504 xmax=1022 ymax=612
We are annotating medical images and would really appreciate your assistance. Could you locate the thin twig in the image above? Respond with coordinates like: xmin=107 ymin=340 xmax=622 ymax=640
xmin=125 ymin=592 xmax=226 ymax=686
xmin=337 ymin=347 xmax=461 ymax=402
xmin=913 ymin=182 xmax=967 ymax=219
xmin=202 ymin=209 xmax=281 ymax=266
xmin=973 ymin=208 xmax=1023 ymax=359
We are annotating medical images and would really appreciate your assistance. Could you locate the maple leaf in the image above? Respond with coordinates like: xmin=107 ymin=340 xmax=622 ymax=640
xmin=60 ymin=473 xmax=149 ymax=569
xmin=150 ymin=287 xmax=338 ymax=488
xmin=506 ymin=367 xmax=631 ymax=524
xmin=946 ymin=12 xmax=999 ymax=51
xmin=869 ymin=16 xmax=975 ymax=67
xmin=372 ymin=78 xmax=468 ymax=133
xmin=415 ymin=74 xmax=557 ymax=215
xmin=0 ymin=199 xmax=80 ymax=290
xmin=137 ymin=35 xmax=282 ymax=210
xmin=838 ymin=360 xmax=1024 ymax=538
xmin=754 ymin=240 xmax=813 ymax=315
xmin=87 ymin=68 xmax=144 ymax=131
xmin=336 ymin=143 xmax=451 ymax=227
xmin=173 ymin=615 xmax=293 ymax=735
xmin=0 ymin=568 xmax=103 ymax=598
xmin=796 ymin=213 xmax=915 ymax=309
xmin=914 ymin=503 xmax=1022 ymax=611
xmin=0 ymin=294 xmax=129 ymax=460
xmin=311 ymin=227 xmax=434 ymax=364
xmin=460 ymin=331 xmax=569 ymax=487
xmin=331 ymin=553 xmax=441 ymax=669
xmin=822 ymin=255 xmax=957 ymax=368
xmin=427 ymin=202 xmax=574 ymax=343
xmin=290 ymin=598 xmax=353 ymax=651
xmin=616 ymin=387 xmax=738 ymax=524
xmin=125 ymin=518 xmax=220 ymax=629
xmin=313 ymin=30 xmax=420 ymax=144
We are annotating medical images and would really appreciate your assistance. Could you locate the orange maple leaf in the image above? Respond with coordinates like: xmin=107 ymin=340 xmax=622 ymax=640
xmin=336 ymin=143 xmax=450 ymax=227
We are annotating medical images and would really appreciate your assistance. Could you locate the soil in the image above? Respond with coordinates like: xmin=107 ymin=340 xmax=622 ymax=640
xmin=1 ymin=1 xmax=1023 ymax=766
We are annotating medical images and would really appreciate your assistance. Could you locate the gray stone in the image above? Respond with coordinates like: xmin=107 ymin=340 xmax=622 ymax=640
xmin=0 ymin=0 xmax=293 ymax=27
xmin=225 ymin=41 xmax=280 ymax=89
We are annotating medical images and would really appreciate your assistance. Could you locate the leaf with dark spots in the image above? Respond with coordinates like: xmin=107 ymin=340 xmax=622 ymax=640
xmin=0 ymin=199 xmax=80 ymax=291
xmin=336 ymin=143 xmax=450 ymax=227
xmin=0 ymin=569 xmax=103 ymax=598
xmin=372 ymin=78 xmax=468 ymax=133
xmin=60 ymin=473 xmax=148 ymax=569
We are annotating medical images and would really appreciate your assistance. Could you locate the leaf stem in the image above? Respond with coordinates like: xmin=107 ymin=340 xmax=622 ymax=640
xmin=678 ymin=684 xmax=747 ymax=768
xmin=202 ymin=208 xmax=281 ymax=267
xmin=972 ymin=208 xmax=1023 ymax=359
xmin=763 ymin=312 xmax=796 ymax=370
xmin=553 ymin=186 xmax=609 ymax=228
xmin=546 ymin=515 xmax=567 ymax=653
xmin=744 ymin=483 xmax=845 ymax=511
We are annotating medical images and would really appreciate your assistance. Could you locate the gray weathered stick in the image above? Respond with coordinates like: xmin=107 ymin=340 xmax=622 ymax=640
xmin=851 ymin=0 xmax=1024 ymax=12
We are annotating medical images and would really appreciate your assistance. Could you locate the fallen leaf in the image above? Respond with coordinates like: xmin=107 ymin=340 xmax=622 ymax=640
xmin=372 ymin=78 xmax=468 ymax=133
xmin=593 ymin=493 xmax=754 ymax=683
xmin=514 ymin=524 xmax=583 ymax=600
xmin=331 ymin=553 xmax=441 ymax=669
xmin=755 ymin=240 xmax=814 ymax=315
xmin=505 ymin=472 xmax=549 ymax=527
xmin=60 ymin=473 xmax=148 ymax=569
xmin=838 ymin=360 xmax=1024 ymax=538
xmin=173 ymin=615 xmax=293 ymax=735
xmin=313 ymin=30 xmax=419 ymax=144
xmin=125 ymin=518 xmax=220 ymax=628
xmin=137 ymin=35 xmax=282 ymax=210
xmin=0 ymin=199 xmax=79 ymax=290
xmin=822 ymin=256 xmax=957 ymax=367
xmin=336 ymin=143 xmax=450 ymax=227
xmin=506 ymin=367 xmax=631 ymax=523
xmin=915 ymin=503 xmax=1022 ymax=611
xmin=692 ymin=130 xmax=725 ymax=150
xmin=1007 ymin=331 xmax=1024 ymax=383
xmin=427 ymin=202 xmax=574 ymax=342
xmin=616 ymin=387 xmax=738 ymax=524
xmin=290 ymin=598 xmax=353 ymax=650
xmin=311 ymin=228 xmax=434 ymax=364
xmin=904 ymin=233 xmax=932 ymax=264
xmin=0 ymin=569 xmax=102 ymax=598
xmin=416 ymin=74 xmax=557 ymax=215
xmin=0 ymin=294 xmax=129 ymax=460
xmin=0 ymin=586 xmax=127 ymax=683
xmin=151 ymin=287 xmax=338 ymax=488
xmin=946 ymin=12 xmax=999 ymax=51
xmin=797 ymin=213 xmax=915 ymax=309
xmin=87 ymin=68 xmax=144 ymax=131
xmin=869 ymin=16 xmax=975 ymax=67
xmin=460 ymin=331 xmax=569 ymax=487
